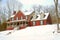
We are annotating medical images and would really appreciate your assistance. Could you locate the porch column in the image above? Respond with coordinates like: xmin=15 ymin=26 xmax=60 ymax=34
xmin=19 ymin=22 xmax=20 ymax=26
xmin=7 ymin=23 xmax=8 ymax=28
xmin=13 ymin=22 xmax=14 ymax=27
xmin=16 ymin=22 xmax=17 ymax=27
xmin=22 ymin=21 xmax=23 ymax=26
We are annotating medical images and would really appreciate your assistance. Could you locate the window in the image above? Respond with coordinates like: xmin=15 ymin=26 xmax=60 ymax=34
xmin=7 ymin=24 xmax=9 ymax=26
xmin=14 ymin=23 xmax=17 ymax=26
xmin=17 ymin=22 xmax=19 ymax=26
xmin=11 ymin=23 xmax=12 ymax=25
xmin=33 ymin=21 xmax=35 ymax=26
xmin=16 ymin=17 xmax=18 ymax=20
xmin=30 ymin=16 xmax=33 ymax=20
xmin=23 ymin=21 xmax=25 ymax=24
xmin=21 ymin=16 xmax=23 ymax=19
xmin=26 ymin=22 xmax=28 ymax=24
xmin=20 ymin=22 xmax=22 ymax=24
xmin=33 ymin=15 xmax=37 ymax=19
xmin=26 ymin=16 xmax=27 ymax=19
xmin=36 ymin=16 xmax=38 ymax=19
xmin=40 ymin=20 xmax=43 ymax=25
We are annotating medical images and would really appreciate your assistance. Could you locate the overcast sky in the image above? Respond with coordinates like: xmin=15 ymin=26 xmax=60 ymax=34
xmin=17 ymin=0 xmax=54 ymax=6
xmin=17 ymin=0 xmax=54 ymax=9
xmin=0 ymin=0 xmax=60 ymax=10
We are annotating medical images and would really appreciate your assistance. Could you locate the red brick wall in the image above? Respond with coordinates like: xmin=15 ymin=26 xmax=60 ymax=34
xmin=35 ymin=20 xmax=40 ymax=26
xmin=20 ymin=25 xmax=26 ymax=29
xmin=47 ymin=14 xmax=52 ymax=24
xmin=28 ymin=21 xmax=33 ymax=26
xmin=43 ymin=20 xmax=47 ymax=25
xmin=6 ymin=26 xmax=14 ymax=30
xmin=14 ymin=11 xmax=26 ymax=20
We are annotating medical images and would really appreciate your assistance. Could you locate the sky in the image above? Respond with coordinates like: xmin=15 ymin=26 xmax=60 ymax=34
xmin=17 ymin=0 xmax=54 ymax=9
xmin=0 ymin=0 xmax=54 ymax=8
xmin=17 ymin=0 xmax=54 ymax=6
xmin=0 ymin=0 xmax=60 ymax=10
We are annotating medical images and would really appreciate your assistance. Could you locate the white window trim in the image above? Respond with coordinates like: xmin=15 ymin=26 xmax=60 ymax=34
xmin=16 ymin=17 xmax=18 ymax=20
xmin=33 ymin=21 xmax=35 ymax=26
xmin=26 ymin=16 xmax=27 ymax=19
xmin=40 ymin=20 xmax=43 ymax=25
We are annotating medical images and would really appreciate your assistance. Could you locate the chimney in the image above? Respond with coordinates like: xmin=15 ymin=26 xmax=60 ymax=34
xmin=13 ymin=11 xmax=16 ymax=15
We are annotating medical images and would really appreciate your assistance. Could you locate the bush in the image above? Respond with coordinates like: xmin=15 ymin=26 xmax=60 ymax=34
xmin=0 ymin=22 xmax=7 ymax=31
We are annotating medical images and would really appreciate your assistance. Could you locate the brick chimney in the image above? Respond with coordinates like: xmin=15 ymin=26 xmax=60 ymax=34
xmin=13 ymin=11 xmax=16 ymax=15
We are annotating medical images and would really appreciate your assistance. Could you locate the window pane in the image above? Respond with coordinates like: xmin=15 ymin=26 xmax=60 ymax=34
xmin=16 ymin=17 xmax=18 ymax=20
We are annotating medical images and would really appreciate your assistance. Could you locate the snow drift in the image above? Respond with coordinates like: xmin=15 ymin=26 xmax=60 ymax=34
xmin=0 ymin=24 xmax=58 ymax=40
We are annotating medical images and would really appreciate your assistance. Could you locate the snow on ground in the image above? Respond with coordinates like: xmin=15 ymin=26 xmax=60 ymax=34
xmin=0 ymin=24 xmax=60 ymax=40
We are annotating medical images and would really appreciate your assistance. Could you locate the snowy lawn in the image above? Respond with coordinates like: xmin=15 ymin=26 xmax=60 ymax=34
xmin=0 ymin=24 xmax=59 ymax=40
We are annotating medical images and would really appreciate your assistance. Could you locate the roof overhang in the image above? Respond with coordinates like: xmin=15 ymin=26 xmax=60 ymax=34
xmin=6 ymin=19 xmax=27 ymax=23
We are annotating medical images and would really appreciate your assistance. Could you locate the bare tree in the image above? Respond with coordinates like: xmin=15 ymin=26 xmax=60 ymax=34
xmin=32 ymin=5 xmax=41 ymax=12
xmin=6 ymin=0 xmax=22 ymax=18
xmin=54 ymin=0 xmax=60 ymax=33
xmin=32 ymin=5 xmax=43 ymax=15
xmin=6 ymin=0 xmax=11 ymax=18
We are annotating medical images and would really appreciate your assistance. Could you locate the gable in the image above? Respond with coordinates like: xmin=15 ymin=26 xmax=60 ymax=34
xmin=14 ymin=11 xmax=25 ymax=20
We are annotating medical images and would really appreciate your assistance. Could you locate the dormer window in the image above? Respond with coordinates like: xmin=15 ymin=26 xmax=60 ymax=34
xmin=30 ymin=16 xmax=33 ymax=20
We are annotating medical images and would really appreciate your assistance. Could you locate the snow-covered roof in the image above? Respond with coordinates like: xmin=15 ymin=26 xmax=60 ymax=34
xmin=31 ymin=13 xmax=49 ymax=21
xmin=21 ymin=8 xmax=34 ymax=15
xmin=22 ymin=11 xmax=34 ymax=15
xmin=40 ymin=10 xmax=44 ymax=13
xmin=10 ymin=10 xmax=19 ymax=18
xmin=10 ymin=15 xmax=15 ymax=18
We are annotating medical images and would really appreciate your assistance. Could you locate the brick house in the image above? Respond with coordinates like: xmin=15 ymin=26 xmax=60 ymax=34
xmin=6 ymin=10 xmax=52 ymax=30
xmin=6 ymin=10 xmax=28 ymax=30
